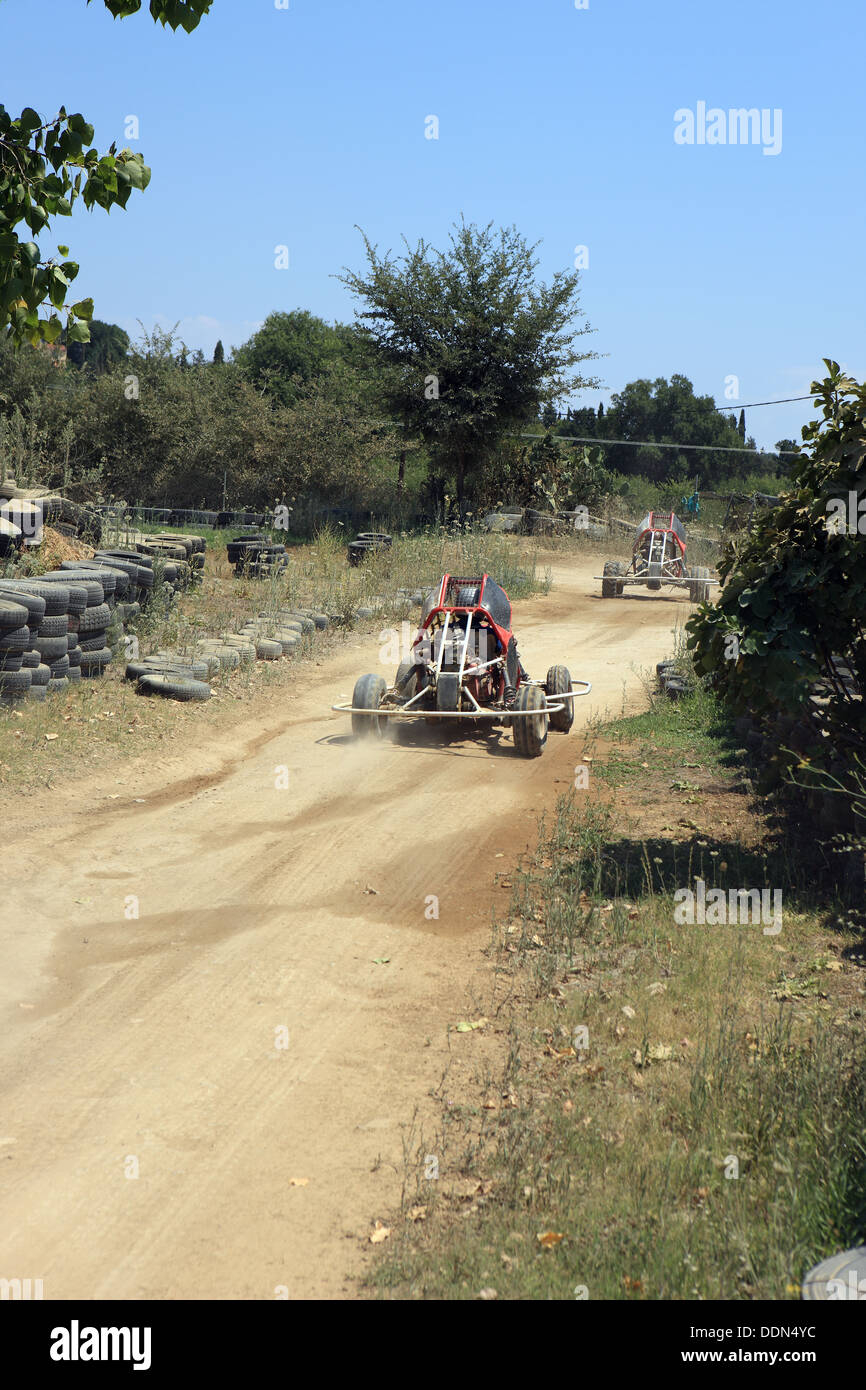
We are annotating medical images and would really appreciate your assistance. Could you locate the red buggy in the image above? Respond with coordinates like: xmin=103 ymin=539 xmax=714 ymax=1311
xmin=599 ymin=512 xmax=712 ymax=602
xmin=332 ymin=573 xmax=591 ymax=758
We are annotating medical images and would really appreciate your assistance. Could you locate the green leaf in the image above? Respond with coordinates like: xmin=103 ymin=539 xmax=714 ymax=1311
xmin=65 ymin=318 xmax=91 ymax=344
xmin=70 ymin=298 xmax=94 ymax=319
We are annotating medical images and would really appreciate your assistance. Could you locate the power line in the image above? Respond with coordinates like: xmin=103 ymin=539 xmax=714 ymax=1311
xmin=721 ymin=394 xmax=816 ymax=408
xmin=515 ymin=433 xmax=800 ymax=456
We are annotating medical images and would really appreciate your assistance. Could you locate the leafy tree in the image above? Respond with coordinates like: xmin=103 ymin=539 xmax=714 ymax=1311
xmin=234 ymin=310 xmax=360 ymax=407
xmin=0 ymin=321 xmax=398 ymax=514
xmin=0 ymin=2 xmax=210 ymax=350
xmin=773 ymin=438 xmax=799 ymax=479
xmin=478 ymin=434 xmax=613 ymax=514
xmin=596 ymin=375 xmax=757 ymax=486
xmin=555 ymin=405 xmax=597 ymax=439
xmin=213 ymin=338 xmax=224 ymax=365
xmin=738 ymin=408 xmax=746 ymax=442
xmin=339 ymin=219 xmax=600 ymax=506
xmin=687 ymin=361 xmax=866 ymax=791
xmin=77 ymin=319 xmax=130 ymax=373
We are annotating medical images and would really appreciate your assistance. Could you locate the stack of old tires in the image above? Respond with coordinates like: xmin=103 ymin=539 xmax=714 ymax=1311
xmin=0 ymin=594 xmax=37 ymax=704
xmin=656 ymin=660 xmax=694 ymax=701
xmin=347 ymin=533 xmax=392 ymax=566
xmin=227 ymin=534 xmax=288 ymax=579
xmin=124 ymin=649 xmax=215 ymax=702
xmin=39 ymin=573 xmax=113 ymax=680
xmin=0 ymin=575 xmax=111 ymax=701
xmin=58 ymin=558 xmax=139 ymax=626
xmin=145 ymin=533 xmax=205 ymax=585
xmin=92 ymin=549 xmax=155 ymax=609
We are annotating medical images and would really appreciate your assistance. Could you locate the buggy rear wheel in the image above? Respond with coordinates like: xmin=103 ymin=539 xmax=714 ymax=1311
xmin=545 ymin=664 xmax=574 ymax=733
xmin=394 ymin=658 xmax=423 ymax=700
xmin=351 ymin=673 xmax=387 ymax=738
xmin=513 ymin=684 xmax=548 ymax=758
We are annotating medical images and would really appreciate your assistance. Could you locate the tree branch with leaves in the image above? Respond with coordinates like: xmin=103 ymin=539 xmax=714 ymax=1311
xmin=0 ymin=1 xmax=211 ymax=349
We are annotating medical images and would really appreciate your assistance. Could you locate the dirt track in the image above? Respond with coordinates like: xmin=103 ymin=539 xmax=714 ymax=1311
xmin=0 ymin=552 xmax=693 ymax=1299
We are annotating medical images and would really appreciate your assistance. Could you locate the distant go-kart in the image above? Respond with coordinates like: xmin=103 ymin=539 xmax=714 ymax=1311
xmin=598 ymin=511 xmax=712 ymax=602
xmin=331 ymin=573 xmax=591 ymax=758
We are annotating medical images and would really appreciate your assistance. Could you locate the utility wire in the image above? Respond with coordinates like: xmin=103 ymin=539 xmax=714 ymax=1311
xmin=514 ymin=433 xmax=801 ymax=456
xmin=723 ymin=394 xmax=816 ymax=407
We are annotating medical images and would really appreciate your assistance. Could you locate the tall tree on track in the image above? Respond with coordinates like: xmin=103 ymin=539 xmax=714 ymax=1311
xmin=339 ymin=219 xmax=600 ymax=507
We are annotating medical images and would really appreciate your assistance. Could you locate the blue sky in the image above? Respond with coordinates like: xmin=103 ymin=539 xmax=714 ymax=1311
xmin=3 ymin=0 xmax=864 ymax=450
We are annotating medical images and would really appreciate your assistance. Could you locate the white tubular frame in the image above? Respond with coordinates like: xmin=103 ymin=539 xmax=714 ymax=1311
xmin=331 ymin=679 xmax=593 ymax=719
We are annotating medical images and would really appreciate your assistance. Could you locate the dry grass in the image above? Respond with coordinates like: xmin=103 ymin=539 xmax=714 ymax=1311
xmin=370 ymin=693 xmax=866 ymax=1301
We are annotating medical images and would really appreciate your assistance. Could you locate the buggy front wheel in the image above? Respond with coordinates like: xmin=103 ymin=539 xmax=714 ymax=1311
xmin=513 ymin=684 xmax=548 ymax=758
xmin=545 ymin=665 xmax=574 ymax=733
xmin=351 ymin=673 xmax=387 ymax=738
xmin=602 ymin=561 xmax=625 ymax=598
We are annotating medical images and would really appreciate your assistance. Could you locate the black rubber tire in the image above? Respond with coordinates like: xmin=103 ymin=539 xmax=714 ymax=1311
xmin=125 ymin=658 xmax=210 ymax=682
xmin=656 ymin=660 xmax=677 ymax=680
xmin=137 ymin=673 xmax=212 ymax=701
xmin=0 ymin=668 xmax=31 ymax=693
xmin=33 ymin=634 xmax=69 ymax=662
xmin=24 ymin=581 xmax=72 ymax=613
xmin=47 ymin=676 xmax=70 ymax=694
xmin=78 ymin=648 xmax=112 ymax=674
xmin=27 ymin=684 xmax=47 ymax=702
xmin=30 ymin=663 xmax=50 ymax=686
xmin=54 ymin=583 xmax=90 ymax=613
xmin=545 ymin=664 xmax=574 ymax=733
xmin=78 ymin=632 xmax=108 ymax=652
xmin=35 ymin=614 xmax=69 ymax=638
xmin=196 ymin=644 xmax=240 ymax=669
xmin=0 ymin=625 xmax=31 ymax=654
xmin=67 ymin=646 xmax=82 ymax=668
xmin=278 ymin=613 xmax=314 ymax=633
xmin=48 ymin=571 xmax=102 ymax=599
xmin=351 ymin=673 xmax=387 ymax=738
xmin=48 ymin=654 xmax=70 ymax=677
xmin=347 ymin=541 xmax=373 ymax=566
xmin=61 ymin=563 xmax=116 ymax=597
xmin=0 ymin=598 xmax=29 ymax=630
xmin=436 ymin=671 xmax=461 ymax=712
xmin=512 ymin=683 xmax=548 ymax=758
xmin=0 ymin=653 xmax=24 ymax=672
xmin=21 ymin=650 xmax=40 ymax=669
xmin=0 ymin=588 xmax=46 ymax=625
xmin=78 ymin=602 xmax=111 ymax=633
xmin=394 ymin=658 xmax=422 ymax=700
xmin=601 ymin=561 xmax=626 ymax=599
xmin=0 ymin=581 xmax=68 ymax=615
xmin=664 ymin=677 xmax=690 ymax=700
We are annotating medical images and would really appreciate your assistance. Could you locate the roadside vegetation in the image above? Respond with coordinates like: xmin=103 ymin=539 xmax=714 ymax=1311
xmin=370 ymin=679 xmax=866 ymax=1300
